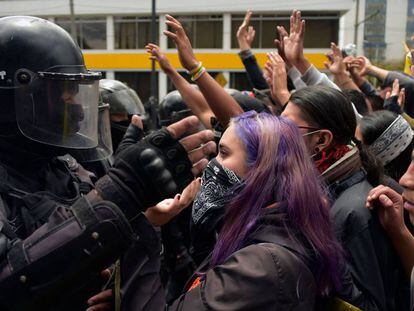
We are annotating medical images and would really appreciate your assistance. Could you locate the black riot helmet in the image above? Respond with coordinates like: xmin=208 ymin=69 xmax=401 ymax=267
xmin=0 ymin=16 xmax=101 ymax=149
xmin=99 ymin=79 xmax=146 ymax=152
xmin=225 ymin=89 xmax=271 ymax=114
xmin=99 ymin=79 xmax=145 ymax=116
xmin=158 ymin=86 xmax=270 ymax=127
xmin=158 ymin=89 xmax=193 ymax=127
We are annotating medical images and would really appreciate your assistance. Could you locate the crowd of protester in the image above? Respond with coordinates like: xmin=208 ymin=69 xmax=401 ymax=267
xmin=1 ymin=8 xmax=414 ymax=311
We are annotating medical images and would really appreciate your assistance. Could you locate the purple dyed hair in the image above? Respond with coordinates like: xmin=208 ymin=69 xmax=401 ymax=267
xmin=210 ymin=111 xmax=343 ymax=295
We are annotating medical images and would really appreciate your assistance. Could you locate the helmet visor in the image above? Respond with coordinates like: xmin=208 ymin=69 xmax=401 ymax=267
xmin=15 ymin=71 xmax=100 ymax=149
xmin=71 ymin=103 xmax=113 ymax=162
xmin=105 ymin=88 xmax=145 ymax=115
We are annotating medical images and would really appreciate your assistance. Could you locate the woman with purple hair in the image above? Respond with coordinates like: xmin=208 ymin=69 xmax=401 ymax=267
xmin=168 ymin=111 xmax=342 ymax=309
xmin=87 ymin=110 xmax=347 ymax=310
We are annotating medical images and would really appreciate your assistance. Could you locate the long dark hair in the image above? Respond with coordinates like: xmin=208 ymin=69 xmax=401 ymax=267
xmin=289 ymin=86 xmax=383 ymax=185
xmin=210 ymin=111 xmax=343 ymax=295
xmin=360 ymin=110 xmax=413 ymax=181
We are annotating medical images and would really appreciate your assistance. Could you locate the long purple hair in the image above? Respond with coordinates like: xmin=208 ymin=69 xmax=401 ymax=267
xmin=210 ymin=111 xmax=342 ymax=295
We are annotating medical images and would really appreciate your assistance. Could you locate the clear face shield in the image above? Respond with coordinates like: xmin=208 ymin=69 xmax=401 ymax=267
xmin=14 ymin=68 xmax=101 ymax=149
xmin=71 ymin=103 xmax=114 ymax=163
xmin=106 ymin=88 xmax=145 ymax=115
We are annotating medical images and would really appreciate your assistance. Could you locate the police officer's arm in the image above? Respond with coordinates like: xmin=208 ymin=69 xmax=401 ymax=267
xmin=0 ymin=116 xmax=214 ymax=309
xmin=146 ymin=43 xmax=214 ymax=129
xmin=164 ymin=15 xmax=243 ymax=128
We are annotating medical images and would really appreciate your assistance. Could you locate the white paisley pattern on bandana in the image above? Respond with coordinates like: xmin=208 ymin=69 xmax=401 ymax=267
xmin=192 ymin=158 xmax=241 ymax=225
xmin=369 ymin=115 xmax=413 ymax=165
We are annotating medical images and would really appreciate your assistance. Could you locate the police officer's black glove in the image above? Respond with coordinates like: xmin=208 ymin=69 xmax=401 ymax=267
xmin=115 ymin=115 xmax=145 ymax=155
xmin=96 ymin=116 xmax=215 ymax=220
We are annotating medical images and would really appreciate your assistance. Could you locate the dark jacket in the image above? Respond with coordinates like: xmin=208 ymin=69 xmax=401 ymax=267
xmin=121 ymin=206 xmax=318 ymax=310
xmin=169 ymin=206 xmax=317 ymax=310
xmin=330 ymin=170 xmax=409 ymax=311
xmin=123 ymin=205 xmax=378 ymax=310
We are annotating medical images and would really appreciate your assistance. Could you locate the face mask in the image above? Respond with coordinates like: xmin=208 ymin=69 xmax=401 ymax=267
xmin=192 ymin=158 xmax=242 ymax=227
xmin=110 ymin=121 xmax=130 ymax=152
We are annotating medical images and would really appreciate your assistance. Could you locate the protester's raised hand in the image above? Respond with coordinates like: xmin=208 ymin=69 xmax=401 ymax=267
xmin=283 ymin=10 xmax=306 ymax=66
xmin=146 ymin=43 xmax=175 ymax=75
xmin=366 ymin=185 xmax=406 ymax=236
xmin=324 ymin=42 xmax=347 ymax=75
xmin=237 ymin=10 xmax=256 ymax=51
xmin=385 ymin=79 xmax=405 ymax=111
xmin=144 ymin=178 xmax=201 ymax=226
xmin=164 ymin=15 xmax=199 ymax=72
xmin=266 ymin=52 xmax=290 ymax=106
xmin=354 ymin=56 xmax=373 ymax=77
xmin=274 ymin=25 xmax=291 ymax=68
xmin=344 ymin=56 xmax=359 ymax=76
xmin=386 ymin=79 xmax=400 ymax=99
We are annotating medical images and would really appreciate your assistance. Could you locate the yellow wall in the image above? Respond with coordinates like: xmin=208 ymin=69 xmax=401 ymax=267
xmin=83 ymin=52 xmax=327 ymax=71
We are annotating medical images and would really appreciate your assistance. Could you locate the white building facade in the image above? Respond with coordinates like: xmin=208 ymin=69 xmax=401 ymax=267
xmin=0 ymin=0 xmax=411 ymax=101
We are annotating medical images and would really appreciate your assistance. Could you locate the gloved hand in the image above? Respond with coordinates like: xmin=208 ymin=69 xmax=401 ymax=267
xmin=96 ymin=116 xmax=216 ymax=220
xmin=115 ymin=115 xmax=145 ymax=155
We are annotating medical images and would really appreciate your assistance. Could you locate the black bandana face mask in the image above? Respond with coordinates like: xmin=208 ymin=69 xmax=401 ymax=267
xmin=192 ymin=158 xmax=242 ymax=227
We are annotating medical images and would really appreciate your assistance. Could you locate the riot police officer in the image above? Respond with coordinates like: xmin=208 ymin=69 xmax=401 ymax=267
xmin=99 ymin=79 xmax=147 ymax=152
xmin=0 ymin=16 xmax=213 ymax=311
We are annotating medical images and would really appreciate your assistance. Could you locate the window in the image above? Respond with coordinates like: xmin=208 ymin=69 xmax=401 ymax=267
xmin=114 ymin=71 xmax=158 ymax=104
xmin=114 ymin=16 xmax=159 ymax=49
xmin=55 ymin=17 xmax=106 ymax=49
xmin=363 ymin=0 xmax=386 ymax=62
xmin=167 ymin=15 xmax=223 ymax=49
xmin=231 ymin=13 xmax=339 ymax=49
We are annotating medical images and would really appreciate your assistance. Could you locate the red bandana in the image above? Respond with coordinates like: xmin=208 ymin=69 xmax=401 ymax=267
xmin=314 ymin=145 xmax=351 ymax=173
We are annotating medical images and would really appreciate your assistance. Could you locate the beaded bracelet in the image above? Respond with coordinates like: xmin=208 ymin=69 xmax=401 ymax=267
xmin=187 ymin=62 xmax=203 ymax=75
xmin=191 ymin=67 xmax=206 ymax=81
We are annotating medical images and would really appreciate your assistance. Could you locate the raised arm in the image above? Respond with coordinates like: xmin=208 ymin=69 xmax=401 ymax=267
xmin=263 ymin=52 xmax=290 ymax=108
xmin=324 ymin=42 xmax=360 ymax=91
xmin=356 ymin=56 xmax=389 ymax=82
xmin=146 ymin=43 xmax=214 ymax=129
xmin=283 ymin=10 xmax=339 ymax=90
xmin=236 ymin=10 xmax=269 ymax=90
xmin=164 ymin=15 xmax=243 ymax=128
xmin=274 ymin=24 xmax=307 ymax=90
